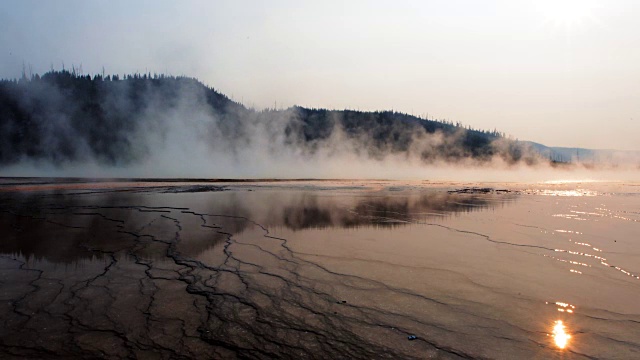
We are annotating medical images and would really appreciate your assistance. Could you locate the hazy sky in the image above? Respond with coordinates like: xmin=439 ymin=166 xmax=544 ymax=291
xmin=1 ymin=0 xmax=639 ymax=150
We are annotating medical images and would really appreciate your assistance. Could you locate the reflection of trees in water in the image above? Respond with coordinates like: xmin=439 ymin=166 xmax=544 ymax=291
xmin=270 ymin=192 xmax=513 ymax=230
xmin=208 ymin=190 xmax=514 ymax=231
xmin=0 ymin=188 xmax=515 ymax=264
xmin=0 ymin=191 xmax=135 ymax=263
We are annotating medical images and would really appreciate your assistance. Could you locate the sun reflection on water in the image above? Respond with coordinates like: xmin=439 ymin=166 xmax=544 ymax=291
xmin=552 ymin=320 xmax=571 ymax=349
xmin=527 ymin=189 xmax=599 ymax=197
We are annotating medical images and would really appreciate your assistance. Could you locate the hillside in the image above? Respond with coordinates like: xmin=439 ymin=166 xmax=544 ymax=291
xmin=0 ymin=70 xmax=539 ymax=170
xmin=524 ymin=142 xmax=640 ymax=167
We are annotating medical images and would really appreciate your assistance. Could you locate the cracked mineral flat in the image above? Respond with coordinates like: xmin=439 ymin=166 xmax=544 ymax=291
xmin=1 ymin=179 xmax=639 ymax=359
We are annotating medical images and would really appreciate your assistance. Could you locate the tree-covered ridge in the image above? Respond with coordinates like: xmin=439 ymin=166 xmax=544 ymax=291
xmin=0 ymin=70 xmax=537 ymax=167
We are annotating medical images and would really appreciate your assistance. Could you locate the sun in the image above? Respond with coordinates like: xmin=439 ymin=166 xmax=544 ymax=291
xmin=535 ymin=0 xmax=601 ymax=30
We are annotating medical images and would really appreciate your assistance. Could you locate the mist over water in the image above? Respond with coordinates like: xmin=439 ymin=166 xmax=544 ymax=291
xmin=1 ymin=72 xmax=639 ymax=181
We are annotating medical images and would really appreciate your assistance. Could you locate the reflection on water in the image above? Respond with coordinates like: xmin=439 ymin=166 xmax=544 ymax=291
xmin=0 ymin=185 xmax=523 ymax=359
xmin=0 ymin=189 xmax=514 ymax=264
xmin=2 ymin=182 xmax=640 ymax=359
xmin=553 ymin=301 xmax=576 ymax=313
xmin=552 ymin=320 xmax=571 ymax=349
xmin=526 ymin=189 xmax=600 ymax=197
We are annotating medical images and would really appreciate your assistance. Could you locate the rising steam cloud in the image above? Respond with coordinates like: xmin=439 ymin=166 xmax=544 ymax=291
xmin=1 ymin=71 xmax=638 ymax=181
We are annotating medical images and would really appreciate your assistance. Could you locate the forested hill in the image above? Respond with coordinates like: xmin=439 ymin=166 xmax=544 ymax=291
xmin=0 ymin=70 xmax=536 ymax=168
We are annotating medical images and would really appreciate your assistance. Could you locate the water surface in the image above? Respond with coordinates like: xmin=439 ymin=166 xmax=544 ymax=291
xmin=1 ymin=180 xmax=639 ymax=359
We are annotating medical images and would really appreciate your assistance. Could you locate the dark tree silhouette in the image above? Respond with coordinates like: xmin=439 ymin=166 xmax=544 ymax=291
xmin=0 ymin=70 xmax=538 ymax=168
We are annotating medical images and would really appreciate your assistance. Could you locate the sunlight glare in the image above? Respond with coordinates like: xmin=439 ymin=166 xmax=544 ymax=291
xmin=552 ymin=320 xmax=571 ymax=349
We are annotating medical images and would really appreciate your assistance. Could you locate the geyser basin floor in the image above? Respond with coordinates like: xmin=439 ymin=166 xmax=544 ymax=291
xmin=0 ymin=179 xmax=639 ymax=359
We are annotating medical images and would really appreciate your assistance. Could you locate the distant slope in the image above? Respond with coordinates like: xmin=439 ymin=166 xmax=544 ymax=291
xmin=524 ymin=141 xmax=640 ymax=166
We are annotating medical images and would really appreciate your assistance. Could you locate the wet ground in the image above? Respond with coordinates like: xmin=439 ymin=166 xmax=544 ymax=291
xmin=0 ymin=179 xmax=639 ymax=359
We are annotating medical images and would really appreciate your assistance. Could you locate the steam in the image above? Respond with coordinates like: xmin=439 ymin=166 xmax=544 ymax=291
xmin=1 ymin=73 xmax=639 ymax=182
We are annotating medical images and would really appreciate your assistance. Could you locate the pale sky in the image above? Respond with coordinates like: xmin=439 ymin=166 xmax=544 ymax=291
xmin=1 ymin=0 xmax=639 ymax=150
